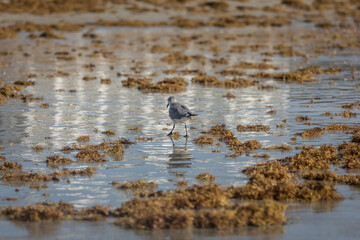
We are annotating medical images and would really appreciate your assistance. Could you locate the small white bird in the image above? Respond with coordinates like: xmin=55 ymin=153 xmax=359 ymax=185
xmin=167 ymin=96 xmax=197 ymax=137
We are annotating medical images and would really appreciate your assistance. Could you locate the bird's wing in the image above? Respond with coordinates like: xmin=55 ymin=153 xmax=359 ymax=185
xmin=172 ymin=102 xmax=192 ymax=118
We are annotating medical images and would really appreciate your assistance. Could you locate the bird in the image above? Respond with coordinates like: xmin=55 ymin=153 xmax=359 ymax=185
xmin=167 ymin=96 xmax=197 ymax=137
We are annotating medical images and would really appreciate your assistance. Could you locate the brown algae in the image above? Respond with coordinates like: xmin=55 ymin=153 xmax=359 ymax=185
xmin=51 ymin=167 xmax=97 ymax=177
xmin=194 ymin=136 xmax=216 ymax=145
xmin=297 ymin=127 xmax=324 ymax=139
xmin=46 ymin=155 xmax=74 ymax=168
xmin=0 ymin=161 xmax=22 ymax=171
xmin=32 ymin=145 xmax=44 ymax=152
xmin=76 ymin=149 xmax=107 ymax=163
xmin=76 ymin=135 xmax=90 ymax=142
xmin=196 ymin=173 xmax=215 ymax=182
xmin=112 ymin=180 xmax=158 ymax=190
xmin=237 ymin=125 xmax=269 ymax=132
xmin=113 ymin=184 xmax=286 ymax=229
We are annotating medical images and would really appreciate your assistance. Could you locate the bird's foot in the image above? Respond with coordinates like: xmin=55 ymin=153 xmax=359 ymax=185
xmin=184 ymin=134 xmax=189 ymax=138
xmin=167 ymin=132 xmax=173 ymax=136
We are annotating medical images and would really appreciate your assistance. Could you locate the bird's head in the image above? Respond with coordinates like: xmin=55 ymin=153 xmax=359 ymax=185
xmin=166 ymin=96 xmax=176 ymax=108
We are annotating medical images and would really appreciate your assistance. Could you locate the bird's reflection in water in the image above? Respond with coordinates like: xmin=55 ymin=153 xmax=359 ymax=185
xmin=168 ymin=136 xmax=192 ymax=169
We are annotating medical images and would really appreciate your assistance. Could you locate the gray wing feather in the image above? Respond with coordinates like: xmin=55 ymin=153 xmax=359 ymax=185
xmin=170 ymin=102 xmax=193 ymax=119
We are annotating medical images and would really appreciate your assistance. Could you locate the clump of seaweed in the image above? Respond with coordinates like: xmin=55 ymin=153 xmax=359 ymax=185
xmin=32 ymin=145 xmax=44 ymax=152
xmin=40 ymin=103 xmax=50 ymax=108
xmin=223 ymin=78 xmax=258 ymax=88
xmin=46 ymin=155 xmax=73 ymax=168
xmin=51 ymin=167 xmax=97 ymax=177
xmin=237 ymin=124 xmax=269 ymax=132
xmin=296 ymin=127 xmax=324 ymax=139
xmin=112 ymin=180 xmax=158 ymax=190
xmin=161 ymin=51 xmax=199 ymax=65
xmin=138 ymin=77 xmax=188 ymax=93
xmin=228 ymin=179 xmax=343 ymax=201
xmin=205 ymin=124 xmax=231 ymax=136
xmin=194 ymin=136 xmax=215 ymax=145
xmin=76 ymin=149 xmax=107 ymax=163
xmin=82 ymin=76 xmax=96 ymax=81
xmin=192 ymin=200 xmax=286 ymax=229
xmin=264 ymin=144 xmax=293 ymax=152
xmin=267 ymin=109 xmax=277 ymax=115
xmin=243 ymin=160 xmax=292 ymax=181
xmin=338 ymin=142 xmax=360 ymax=169
xmin=302 ymin=170 xmax=360 ymax=186
xmin=100 ymin=78 xmax=112 ymax=84
xmin=296 ymin=115 xmax=311 ymax=122
xmin=205 ymin=125 xmax=261 ymax=154
xmin=135 ymin=136 xmax=153 ymax=142
xmin=281 ymin=145 xmax=338 ymax=170
xmin=192 ymin=73 xmax=223 ymax=87
xmin=14 ymin=80 xmax=35 ymax=86
xmin=0 ymin=84 xmax=24 ymax=100
xmin=257 ymin=85 xmax=279 ymax=91
xmin=340 ymin=101 xmax=360 ymax=110
xmin=1 ymin=201 xmax=75 ymax=221
xmin=122 ymin=77 xmax=152 ymax=88
xmin=352 ymin=131 xmax=360 ymax=143
xmin=102 ymin=130 xmax=116 ymax=136
xmin=253 ymin=153 xmax=270 ymax=159
xmin=176 ymin=180 xmax=188 ymax=187
xmin=232 ymin=61 xmax=278 ymax=70
xmin=335 ymin=110 xmax=357 ymax=118
xmin=104 ymin=143 xmax=124 ymax=155
xmin=113 ymin=184 xmax=286 ymax=229
xmin=123 ymin=76 xmax=188 ymax=93
xmin=196 ymin=173 xmax=215 ymax=182
xmin=325 ymin=124 xmax=360 ymax=133
xmin=128 ymin=126 xmax=141 ymax=132
xmin=223 ymin=92 xmax=236 ymax=99
xmin=76 ymin=205 xmax=111 ymax=221
xmin=76 ymin=135 xmax=90 ymax=142
xmin=0 ymin=161 xmax=22 ymax=171
xmin=1 ymin=172 xmax=53 ymax=183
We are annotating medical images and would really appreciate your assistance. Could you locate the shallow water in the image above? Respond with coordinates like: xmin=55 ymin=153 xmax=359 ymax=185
xmin=1 ymin=23 xmax=360 ymax=239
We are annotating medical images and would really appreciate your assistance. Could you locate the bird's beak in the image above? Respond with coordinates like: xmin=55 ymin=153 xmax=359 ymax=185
xmin=166 ymin=103 xmax=169 ymax=108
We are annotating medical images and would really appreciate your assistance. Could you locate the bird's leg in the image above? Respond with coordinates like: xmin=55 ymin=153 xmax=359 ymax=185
xmin=168 ymin=122 xmax=175 ymax=136
xmin=169 ymin=135 xmax=175 ymax=146
xmin=184 ymin=123 xmax=188 ymax=137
